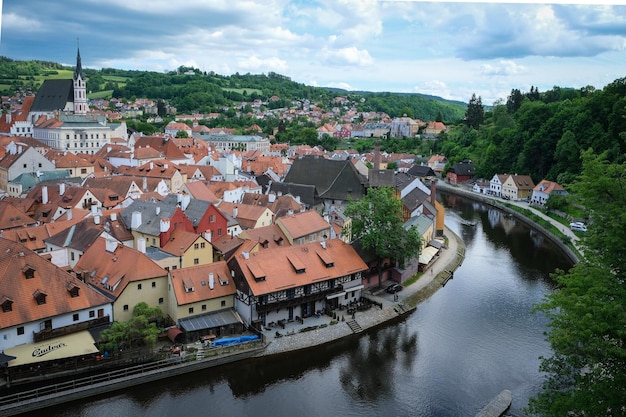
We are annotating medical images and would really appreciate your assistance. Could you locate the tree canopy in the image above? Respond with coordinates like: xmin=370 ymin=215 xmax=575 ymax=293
xmin=98 ymin=302 xmax=164 ymax=353
xmin=343 ymin=187 xmax=422 ymax=287
xmin=529 ymin=150 xmax=626 ymax=416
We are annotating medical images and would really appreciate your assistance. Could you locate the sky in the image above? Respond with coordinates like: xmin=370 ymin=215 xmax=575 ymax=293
xmin=0 ymin=0 xmax=625 ymax=105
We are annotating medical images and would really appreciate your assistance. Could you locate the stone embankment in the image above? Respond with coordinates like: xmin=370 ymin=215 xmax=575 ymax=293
xmin=0 ymin=227 xmax=467 ymax=416
xmin=437 ymin=181 xmax=580 ymax=264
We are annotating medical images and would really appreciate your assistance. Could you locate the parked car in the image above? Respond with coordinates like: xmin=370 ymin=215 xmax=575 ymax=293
xmin=570 ymin=222 xmax=587 ymax=232
xmin=386 ymin=283 xmax=403 ymax=294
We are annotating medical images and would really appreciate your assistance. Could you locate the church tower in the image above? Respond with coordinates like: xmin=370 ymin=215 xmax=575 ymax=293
xmin=73 ymin=47 xmax=88 ymax=115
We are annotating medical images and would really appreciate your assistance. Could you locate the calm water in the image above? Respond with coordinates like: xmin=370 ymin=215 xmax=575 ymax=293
xmin=34 ymin=193 xmax=572 ymax=417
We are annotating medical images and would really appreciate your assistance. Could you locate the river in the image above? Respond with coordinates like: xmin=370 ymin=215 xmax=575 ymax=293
xmin=30 ymin=192 xmax=573 ymax=417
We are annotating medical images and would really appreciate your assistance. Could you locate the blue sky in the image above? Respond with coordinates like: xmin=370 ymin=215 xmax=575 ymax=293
xmin=1 ymin=0 xmax=625 ymax=105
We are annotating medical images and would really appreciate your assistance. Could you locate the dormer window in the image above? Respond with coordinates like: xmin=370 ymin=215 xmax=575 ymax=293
xmin=33 ymin=289 xmax=47 ymax=305
xmin=1 ymin=296 xmax=13 ymax=313
xmin=183 ymin=278 xmax=195 ymax=293
xmin=23 ymin=265 xmax=36 ymax=279
xmin=67 ymin=282 xmax=80 ymax=298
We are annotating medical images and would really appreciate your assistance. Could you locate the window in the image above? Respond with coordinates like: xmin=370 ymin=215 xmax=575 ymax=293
xmin=194 ymin=258 xmax=199 ymax=265
xmin=123 ymin=304 xmax=129 ymax=311
xmin=17 ymin=327 xmax=24 ymax=336
xmin=152 ymin=282 xmax=156 ymax=288
xmin=194 ymin=243 xmax=199 ymax=250
xmin=71 ymin=252 xmax=75 ymax=261
xmin=209 ymin=215 xmax=215 ymax=223
xmin=137 ymin=283 xmax=142 ymax=290
xmin=73 ymin=313 xmax=79 ymax=322
xmin=89 ymin=310 xmax=95 ymax=318
xmin=202 ymin=304 xmax=207 ymax=311
xmin=188 ymin=307 xmax=194 ymax=314
xmin=2 ymin=300 xmax=13 ymax=312
xmin=221 ymin=300 xmax=226 ymax=307
xmin=200 ymin=242 xmax=206 ymax=249
xmin=218 ymin=228 xmax=222 ymax=236
xmin=159 ymin=297 xmax=164 ymax=304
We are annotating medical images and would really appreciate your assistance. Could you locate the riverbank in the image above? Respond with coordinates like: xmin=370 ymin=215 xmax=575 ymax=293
xmin=0 ymin=226 xmax=466 ymax=417
xmin=436 ymin=181 xmax=580 ymax=264
xmin=259 ymin=224 xmax=465 ymax=356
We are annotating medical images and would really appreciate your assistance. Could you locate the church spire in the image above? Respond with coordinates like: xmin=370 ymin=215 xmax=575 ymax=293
xmin=72 ymin=40 xmax=88 ymax=115
xmin=74 ymin=44 xmax=84 ymax=81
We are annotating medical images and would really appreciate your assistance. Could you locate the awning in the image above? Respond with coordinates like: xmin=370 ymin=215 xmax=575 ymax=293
xmin=167 ymin=327 xmax=184 ymax=343
xmin=179 ymin=308 xmax=242 ymax=332
xmin=326 ymin=291 xmax=346 ymax=300
xmin=419 ymin=246 xmax=439 ymax=265
xmin=428 ymin=239 xmax=444 ymax=249
xmin=0 ymin=353 xmax=16 ymax=367
xmin=4 ymin=330 xmax=99 ymax=368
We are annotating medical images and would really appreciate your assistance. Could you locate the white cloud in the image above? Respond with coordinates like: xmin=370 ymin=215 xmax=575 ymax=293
xmin=480 ymin=60 xmax=527 ymax=76
xmin=317 ymin=47 xmax=374 ymax=66
xmin=2 ymin=12 xmax=44 ymax=31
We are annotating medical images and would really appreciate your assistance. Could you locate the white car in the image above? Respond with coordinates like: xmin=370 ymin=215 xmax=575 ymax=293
xmin=570 ymin=222 xmax=587 ymax=232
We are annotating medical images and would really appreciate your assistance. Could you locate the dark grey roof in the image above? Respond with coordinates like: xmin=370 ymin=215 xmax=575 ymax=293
xmin=402 ymin=187 xmax=429 ymax=212
xmin=450 ymin=160 xmax=475 ymax=176
xmin=407 ymin=165 xmax=436 ymax=178
xmin=368 ymin=169 xmax=395 ymax=188
xmin=178 ymin=308 xmax=242 ymax=332
xmin=44 ymin=219 xmax=103 ymax=251
xmin=31 ymin=79 xmax=73 ymax=112
xmin=283 ymin=156 xmax=366 ymax=201
xmin=120 ymin=199 xmax=178 ymax=236
xmin=269 ymin=182 xmax=320 ymax=208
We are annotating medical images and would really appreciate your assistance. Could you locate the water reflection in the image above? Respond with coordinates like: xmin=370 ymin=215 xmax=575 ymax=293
xmin=340 ymin=325 xmax=418 ymax=402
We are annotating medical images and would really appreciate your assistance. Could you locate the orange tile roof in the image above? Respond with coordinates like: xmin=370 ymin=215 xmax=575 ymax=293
xmin=276 ymin=210 xmax=329 ymax=239
xmin=239 ymin=224 xmax=290 ymax=250
xmin=170 ymin=261 xmax=236 ymax=305
xmin=0 ymin=238 xmax=111 ymax=329
xmin=76 ymin=237 xmax=167 ymax=299
xmin=231 ymin=239 xmax=367 ymax=296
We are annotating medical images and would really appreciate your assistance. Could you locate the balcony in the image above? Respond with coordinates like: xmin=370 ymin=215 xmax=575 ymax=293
xmin=33 ymin=316 xmax=110 ymax=343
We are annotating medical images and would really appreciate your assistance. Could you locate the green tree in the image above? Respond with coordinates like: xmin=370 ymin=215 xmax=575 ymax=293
xmin=175 ymin=130 xmax=189 ymax=138
xmin=529 ymin=150 xmax=626 ymax=417
xmin=343 ymin=187 xmax=422 ymax=288
xmin=386 ymin=161 xmax=398 ymax=170
xmin=465 ymin=93 xmax=484 ymax=130
xmin=99 ymin=302 xmax=163 ymax=352
xmin=157 ymin=100 xmax=167 ymax=117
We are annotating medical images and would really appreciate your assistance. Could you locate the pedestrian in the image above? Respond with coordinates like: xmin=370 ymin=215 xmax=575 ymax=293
xmin=431 ymin=268 xmax=433 ymax=275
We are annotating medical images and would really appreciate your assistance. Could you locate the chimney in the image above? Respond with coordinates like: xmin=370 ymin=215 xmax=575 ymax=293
xmin=59 ymin=182 xmax=66 ymax=196
xmin=430 ymin=180 xmax=436 ymax=205
xmin=182 ymin=194 xmax=190 ymax=211
xmin=204 ymin=230 xmax=212 ymax=242
xmin=242 ymin=251 xmax=249 ymax=260
xmin=209 ymin=273 xmax=215 ymax=290
xmin=156 ymin=206 xmax=161 ymax=215
xmin=137 ymin=237 xmax=146 ymax=254
xmin=94 ymin=215 xmax=100 ymax=224
xmin=150 ymin=162 xmax=154 ymax=170
xmin=160 ymin=217 xmax=170 ymax=233
xmin=110 ymin=212 xmax=117 ymax=221
xmin=91 ymin=204 xmax=98 ymax=216
xmin=42 ymin=185 xmax=49 ymax=204
xmin=268 ymin=193 xmax=276 ymax=203
xmin=233 ymin=206 xmax=238 ymax=218
xmin=131 ymin=211 xmax=142 ymax=229
xmin=105 ymin=238 xmax=117 ymax=253
xmin=66 ymin=207 xmax=73 ymax=221
xmin=374 ymin=141 xmax=381 ymax=170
